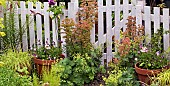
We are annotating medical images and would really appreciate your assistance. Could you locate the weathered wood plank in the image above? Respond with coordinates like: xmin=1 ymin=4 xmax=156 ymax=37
xmin=36 ymin=2 xmax=43 ymax=48
xmin=20 ymin=1 xmax=28 ymax=51
xmin=28 ymin=2 xmax=35 ymax=49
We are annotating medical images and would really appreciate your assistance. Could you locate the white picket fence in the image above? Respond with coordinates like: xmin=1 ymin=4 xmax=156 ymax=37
xmin=1 ymin=0 xmax=170 ymax=65
xmin=97 ymin=0 xmax=170 ymax=65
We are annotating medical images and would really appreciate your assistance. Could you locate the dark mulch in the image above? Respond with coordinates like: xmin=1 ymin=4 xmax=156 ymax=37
xmin=84 ymin=72 xmax=109 ymax=86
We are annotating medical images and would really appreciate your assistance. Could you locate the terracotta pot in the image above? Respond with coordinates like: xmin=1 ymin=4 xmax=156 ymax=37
xmin=135 ymin=63 xmax=162 ymax=85
xmin=33 ymin=58 xmax=56 ymax=75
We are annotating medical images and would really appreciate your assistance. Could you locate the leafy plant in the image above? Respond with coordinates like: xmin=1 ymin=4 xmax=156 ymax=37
xmin=137 ymin=27 xmax=169 ymax=69
xmin=1 ymin=1 xmax=34 ymax=51
xmin=48 ymin=4 xmax=64 ymax=19
xmin=115 ymin=16 xmax=145 ymax=67
xmin=0 ymin=49 xmax=32 ymax=73
xmin=41 ymin=63 xmax=63 ymax=86
xmin=103 ymin=63 xmax=139 ymax=86
xmin=0 ymin=67 xmax=32 ymax=86
xmin=31 ymin=40 xmax=63 ymax=60
xmin=32 ymin=73 xmax=40 ymax=86
xmin=0 ymin=18 xmax=5 ymax=37
xmin=61 ymin=0 xmax=98 ymax=57
xmin=0 ymin=0 xmax=6 ymax=7
xmin=54 ymin=51 xmax=102 ymax=86
xmin=151 ymin=69 xmax=170 ymax=86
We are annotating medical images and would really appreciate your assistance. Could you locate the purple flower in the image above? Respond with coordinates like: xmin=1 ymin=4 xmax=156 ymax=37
xmin=138 ymin=51 xmax=140 ymax=54
xmin=48 ymin=0 xmax=56 ymax=5
xmin=156 ymin=51 xmax=160 ymax=56
xmin=33 ymin=53 xmax=37 ymax=57
xmin=161 ymin=56 xmax=164 ymax=58
xmin=140 ymin=47 xmax=148 ymax=52
xmin=139 ymin=44 xmax=143 ymax=49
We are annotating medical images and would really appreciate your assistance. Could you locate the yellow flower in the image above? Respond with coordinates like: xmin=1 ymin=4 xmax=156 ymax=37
xmin=0 ymin=32 xmax=6 ymax=37
xmin=0 ymin=62 xmax=4 ymax=67
xmin=0 ymin=0 xmax=6 ymax=7
xmin=0 ymin=18 xmax=4 ymax=29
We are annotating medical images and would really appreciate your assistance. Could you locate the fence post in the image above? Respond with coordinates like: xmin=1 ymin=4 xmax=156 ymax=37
xmin=131 ymin=0 xmax=137 ymax=16
xmin=20 ymin=1 xmax=28 ymax=51
xmin=68 ymin=0 xmax=78 ymax=22
xmin=106 ymin=0 xmax=113 ymax=65
xmin=98 ymin=0 xmax=105 ymax=65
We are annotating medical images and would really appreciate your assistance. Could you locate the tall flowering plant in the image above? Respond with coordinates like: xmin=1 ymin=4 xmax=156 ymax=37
xmin=136 ymin=27 xmax=169 ymax=70
xmin=0 ymin=0 xmax=6 ymax=37
xmin=115 ymin=16 xmax=145 ymax=67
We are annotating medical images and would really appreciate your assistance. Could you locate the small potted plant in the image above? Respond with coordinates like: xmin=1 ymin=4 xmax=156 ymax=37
xmin=135 ymin=27 xmax=170 ymax=85
xmin=32 ymin=40 xmax=64 ymax=75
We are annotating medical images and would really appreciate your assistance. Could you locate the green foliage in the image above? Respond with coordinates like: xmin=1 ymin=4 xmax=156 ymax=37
xmin=151 ymin=69 xmax=170 ymax=86
xmin=55 ymin=52 xmax=102 ymax=86
xmin=103 ymin=63 xmax=139 ymax=86
xmin=0 ymin=0 xmax=6 ymax=7
xmin=1 ymin=1 xmax=34 ymax=51
xmin=48 ymin=5 xmax=64 ymax=19
xmin=0 ymin=18 xmax=5 ymax=37
xmin=0 ymin=67 xmax=32 ymax=86
xmin=32 ymin=44 xmax=62 ymax=60
xmin=137 ymin=27 xmax=169 ymax=69
xmin=0 ymin=49 xmax=32 ymax=72
xmin=61 ymin=0 xmax=98 ymax=58
xmin=32 ymin=73 xmax=40 ymax=86
xmin=42 ymin=63 xmax=63 ymax=86
xmin=115 ymin=16 xmax=145 ymax=68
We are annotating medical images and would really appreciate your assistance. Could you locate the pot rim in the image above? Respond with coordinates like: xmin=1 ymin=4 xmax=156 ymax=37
xmin=33 ymin=57 xmax=56 ymax=65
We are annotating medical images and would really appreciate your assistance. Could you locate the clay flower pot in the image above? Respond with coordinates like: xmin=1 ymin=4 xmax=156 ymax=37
xmin=33 ymin=57 xmax=56 ymax=75
xmin=135 ymin=63 xmax=162 ymax=85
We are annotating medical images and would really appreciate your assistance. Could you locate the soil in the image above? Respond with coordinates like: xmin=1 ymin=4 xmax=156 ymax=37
xmin=84 ymin=72 xmax=108 ymax=86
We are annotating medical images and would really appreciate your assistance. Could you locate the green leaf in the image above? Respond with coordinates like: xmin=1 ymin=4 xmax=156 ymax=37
xmin=148 ymin=63 xmax=151 ymax=67
xmin=139 ymin=62 xmax=144 ymax=67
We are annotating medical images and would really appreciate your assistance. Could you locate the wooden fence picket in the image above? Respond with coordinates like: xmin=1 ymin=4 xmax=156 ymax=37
xmin=163 ymin=8 xmax=170 ymax=51
xmin=14 ymin=3 xmax=20 ymax=49
xmin=36 ymin=2 xmax=43 ymax=48
xmin=136 ymin=5 xmax=142 ymax=26
xmin=20 ymin=2 xmax=28 ymax=51
xmin=144 ymin=6 xmax=151 ymax=43
xmin=123 ymin=0 xmax=129 ymax=31
xmin=154 ymin=7 xmax=160 ymax=33
xmin=106 ymin=0 xmax=113 ymax=65
xmin=28 ymin=2 xmax=35 ymax=49
xmin=44 ymin=2 xmax=50 ymax=46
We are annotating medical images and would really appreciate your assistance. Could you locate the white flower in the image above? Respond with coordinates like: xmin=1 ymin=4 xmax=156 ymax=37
xmin=140 ymin=47 xmax=148 ymax=52
xmin=34 ymin=48 xmax=36 ymax=51
xmin=135 ymin=58 xmax=138 ymax=61
xmin=45 ymin=45 xmax=50 ymax=49
xmin=156 ymin=51 xmax=160 ymax=56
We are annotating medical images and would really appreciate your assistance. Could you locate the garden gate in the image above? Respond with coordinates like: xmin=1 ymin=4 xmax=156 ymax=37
xmin=0 ymin=0 xmax=170 ymax=65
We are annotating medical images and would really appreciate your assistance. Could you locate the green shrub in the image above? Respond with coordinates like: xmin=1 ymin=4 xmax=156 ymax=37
xmin=41 ymin=63 xmax=63 ymax=86
xmin=0 ymin=67 xmax=32 ymax=86
xmin=103 ymin=63 xmax=139 ymax=86
xmin=0 ymin=49 xmax=32 ymax=73
xmin=151 ymin=69 xmax=170 ymax=86
xmin=54 ymin=53 xmax=103 ymax=86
